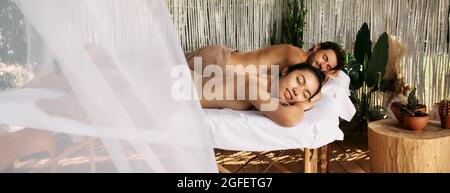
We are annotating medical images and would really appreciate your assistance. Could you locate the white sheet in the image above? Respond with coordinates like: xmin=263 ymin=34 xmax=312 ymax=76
xmin=206 ymin=71 xmax=355 ymax=151
xmin=205 ymin=94 xmax=343 ymax=151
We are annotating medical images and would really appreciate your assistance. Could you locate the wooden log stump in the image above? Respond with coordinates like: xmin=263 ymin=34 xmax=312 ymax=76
xmin=368 ymin=119 xmax=450 ymax=173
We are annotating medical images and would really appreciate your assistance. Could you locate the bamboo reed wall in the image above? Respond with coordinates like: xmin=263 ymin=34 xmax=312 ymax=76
xmin=167 ymin=0 xmax=285 ymax=52
xmin=167 ymin=0 xmax=450 ymax=110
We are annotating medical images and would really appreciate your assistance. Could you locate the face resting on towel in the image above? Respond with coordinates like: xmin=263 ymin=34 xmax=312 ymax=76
xmin=194 ymin=63 xmax=325 ymax=128
xmin=278 ymin=63 xmax=324 ymax=104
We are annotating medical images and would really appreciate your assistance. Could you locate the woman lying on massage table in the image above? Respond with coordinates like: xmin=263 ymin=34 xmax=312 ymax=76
xmin=193 ymin=63 xmax=325 ymax=127
xmin=187 ymin=42 xmax=343 ymax=127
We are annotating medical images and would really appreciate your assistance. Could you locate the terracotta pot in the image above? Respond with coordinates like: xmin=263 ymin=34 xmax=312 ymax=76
xmin=440 ymin=114 xmax=450 ymax=129
xmin=404 ymin=114 xmax=429 ymax=132
xmin=391 ymin=105 xmax=404 ymax=123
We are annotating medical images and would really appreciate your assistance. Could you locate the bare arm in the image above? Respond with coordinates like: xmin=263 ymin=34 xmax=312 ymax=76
xmin=246 ymin=77 xmax=306 ymax=127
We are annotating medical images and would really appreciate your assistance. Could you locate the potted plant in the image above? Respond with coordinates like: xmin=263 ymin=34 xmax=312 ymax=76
xmin=439 ymin=99 xmax=450 ymax=129
xmin=400 ymin=88 xmax=429 ymax=132
xmin=390 ymin=88 xmax=427 ymax=124
xmin=406 ymin=88 xmax=427 ymax=113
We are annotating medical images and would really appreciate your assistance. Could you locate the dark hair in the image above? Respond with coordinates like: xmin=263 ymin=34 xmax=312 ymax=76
xmin=309 ymin=41 xmax=345 ymax=71
xmin=286 ymin=63 xmax=325 ymax=100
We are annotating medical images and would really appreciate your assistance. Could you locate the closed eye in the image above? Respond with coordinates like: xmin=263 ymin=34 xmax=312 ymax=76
xmin=305 ymin=90 xmax=311 ymax=99
xmin=324 ymin=54 xmax=328 ymax=62
xmin=297 ymin=76 xmax=305 ymax=85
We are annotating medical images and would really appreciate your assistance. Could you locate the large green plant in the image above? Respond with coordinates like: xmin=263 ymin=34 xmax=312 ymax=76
xmin=349 ymin=23 xmax=389 ymax=91
xmin=271 ymin=0 xmax=307 ymax=48
xmin=344 ymin=23 xmax=389 ymax=131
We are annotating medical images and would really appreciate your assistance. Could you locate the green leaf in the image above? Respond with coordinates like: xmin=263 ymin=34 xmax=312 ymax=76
xmin=408 ymin=87 xmax=416 ymax=101
xmin=407 ymin=87 xmax=417 ymax=107
xmin=348 ymin=60 xmax=363 ymax=90
xmin=354 ymin=23 xmax=372 ymax=65
xmin=366 ymin=32 xmax=389 ymax=87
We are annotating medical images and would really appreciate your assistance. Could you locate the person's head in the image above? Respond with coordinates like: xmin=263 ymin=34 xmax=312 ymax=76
xmin=279 ymin=63 xmax=325 ymax=104
xmin=307 ymin=41 xmax=345 ymax=77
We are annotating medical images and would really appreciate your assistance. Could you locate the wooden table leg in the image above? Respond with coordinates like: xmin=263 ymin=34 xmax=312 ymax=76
xmin=319 ymin=145 xmax=329 ymax=173
xmin=304 ymin=148 xmax=311 ymax=173
xmin=303 ymin=148 xmax=319 ymax=173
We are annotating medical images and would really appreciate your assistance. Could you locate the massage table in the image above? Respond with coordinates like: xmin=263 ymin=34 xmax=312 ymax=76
xmin=205 ymin=71 xmax=356 ymax=173
xmin=0 ymin=71 xmax=354 ymax=173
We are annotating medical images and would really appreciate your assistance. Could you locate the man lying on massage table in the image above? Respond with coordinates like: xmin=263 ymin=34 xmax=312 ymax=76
xmin=187 ymin=42 xmax=345 ymax=127
xmin=186 ymin=42 xmax=345 ymax=81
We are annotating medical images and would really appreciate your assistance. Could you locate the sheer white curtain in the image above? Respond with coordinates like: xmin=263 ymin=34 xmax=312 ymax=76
xmin=0 ymin=0 xmax=217 ymax=172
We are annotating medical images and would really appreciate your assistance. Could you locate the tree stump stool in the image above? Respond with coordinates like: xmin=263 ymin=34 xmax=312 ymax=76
xmin=368 ymin=119 xmax=450 ymax=173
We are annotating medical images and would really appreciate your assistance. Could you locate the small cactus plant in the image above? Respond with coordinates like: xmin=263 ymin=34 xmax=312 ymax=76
xmin=439 ymin=99 xmax=450 ymax=129
xmin=439 ymin=99 xmax=449 ymax=116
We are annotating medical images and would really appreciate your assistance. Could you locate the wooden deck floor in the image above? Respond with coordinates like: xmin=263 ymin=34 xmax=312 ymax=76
xmin=328 ymin=133 xmax=369 ymax=173
xmin=2 ymin=129 xmax=370 ymax=173
xmin=215 ymin=130 xmax=370 ymax=173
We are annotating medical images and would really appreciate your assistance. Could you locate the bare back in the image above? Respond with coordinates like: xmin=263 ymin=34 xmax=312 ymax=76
xmin=192 ymin=71 xmax=271 ymax=111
